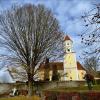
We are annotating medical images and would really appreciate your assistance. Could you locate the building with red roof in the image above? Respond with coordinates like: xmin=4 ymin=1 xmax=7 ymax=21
xmin=38 ymin=35 xmax=86 ymax=81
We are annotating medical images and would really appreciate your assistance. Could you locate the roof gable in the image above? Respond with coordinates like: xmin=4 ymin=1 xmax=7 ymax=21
xmin=64 ymin=35 xmax=72 ymax=42
xmin=77 ymin=61 xmax=86 ymax=70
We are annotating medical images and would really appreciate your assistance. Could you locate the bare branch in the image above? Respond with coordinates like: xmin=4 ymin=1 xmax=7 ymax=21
xmin=0 ymin=4 xmax=64 ymax=95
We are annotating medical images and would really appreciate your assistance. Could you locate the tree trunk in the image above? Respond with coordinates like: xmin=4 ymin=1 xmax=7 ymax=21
xmin=28 ymin=73 xmax=33 ymax=96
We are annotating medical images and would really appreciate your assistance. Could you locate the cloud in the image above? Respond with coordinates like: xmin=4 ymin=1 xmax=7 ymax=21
xmin=0 ymin=70 xmax=14 ymax=83
xmin=0 ymin=0 xmax=99 ymax=57
xmin=0 ymin=0 xmax=96 ymax=34
xmin=0 ymin=0 xmax=100 ymax=81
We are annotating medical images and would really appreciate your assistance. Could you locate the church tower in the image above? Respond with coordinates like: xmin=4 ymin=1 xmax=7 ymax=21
xmin=64 ymin=35 xmax=79 ymax=80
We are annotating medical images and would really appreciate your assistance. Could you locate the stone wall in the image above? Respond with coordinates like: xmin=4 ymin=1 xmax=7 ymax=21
xmin=0 ymin=83 xmax=27 ymax=94
xmin=0 ymin=83 xmax=13 ymax=94
xmin=0 ymin=81 xmax=86 ymax=94
xmin=35 ymin=81 xmax=86 ymax=90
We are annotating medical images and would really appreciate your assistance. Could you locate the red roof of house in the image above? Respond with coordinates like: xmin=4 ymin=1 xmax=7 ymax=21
xmin=77 ymin=61 xmax=86 ymax=70
xmin=64 ymin=35 xmax=72 ymax=41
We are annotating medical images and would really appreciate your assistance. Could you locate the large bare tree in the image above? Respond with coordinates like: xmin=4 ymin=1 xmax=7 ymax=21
xmin=81 ymin=4 xmax=100 ymax=61
xmin=0 ymin=4 xmax=64 ymax=96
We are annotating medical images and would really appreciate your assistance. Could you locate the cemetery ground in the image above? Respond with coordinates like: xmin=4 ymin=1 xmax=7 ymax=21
xmin=0 ymin=84 xmax=100 ymax=100
xmin=44 ymin=85 xmax=100 ymax=100
xmin=0 ymin=95 xmax=40 ymax=100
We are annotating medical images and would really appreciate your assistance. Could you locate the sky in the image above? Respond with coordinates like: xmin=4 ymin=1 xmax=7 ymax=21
xmin=0 ymin=0 xmax=100 ymax=82
xmin=0 ymin=0 xmax=99 ymax=58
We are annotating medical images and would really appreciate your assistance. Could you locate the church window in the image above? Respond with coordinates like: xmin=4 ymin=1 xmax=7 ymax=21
xmin=67 ymin=43 xmax=69 ymax=45
xmin=67 ymin=49 xmax=70 ymax=52
xmin=70 ymin=77 xmax=72 ymax=79
xmin=81 ymin=72 xmax=83 ymax=75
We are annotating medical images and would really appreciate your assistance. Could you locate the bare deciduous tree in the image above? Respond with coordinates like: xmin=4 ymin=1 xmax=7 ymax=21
xmin=84 ymin=56 xmax=99 ymax=76
xmin=81 ymin=4 xmax=100 ymax=61
xmin=0 ymin=4 xmax=64 ymax=96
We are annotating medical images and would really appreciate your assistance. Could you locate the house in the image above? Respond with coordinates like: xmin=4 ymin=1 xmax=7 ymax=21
xmin=38 ymin=35 xmax=86 ymax=81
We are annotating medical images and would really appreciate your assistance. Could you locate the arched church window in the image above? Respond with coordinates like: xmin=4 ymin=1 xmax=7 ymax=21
xmin=67 ymin=49 xmax=70 ymax=52
xmin=67 ymin=43 xmax=69 ymax=45
xmin=81 ymin=72 xmax=83 ymax=75
xmin=70 ymin=77 xmax=72 ymax=79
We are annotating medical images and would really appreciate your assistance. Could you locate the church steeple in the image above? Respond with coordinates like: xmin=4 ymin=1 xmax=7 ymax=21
xmin=64 ymin=35 xmax=73 ymax=53
xmin=64 ymin=35 xmax=79 ymax=80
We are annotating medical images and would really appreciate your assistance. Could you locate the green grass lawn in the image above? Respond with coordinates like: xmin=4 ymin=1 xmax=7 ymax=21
xmin=0 ymin=95 xmax=40 ymax=100
xmin=45 ymin=85 xmax=100 ymax=92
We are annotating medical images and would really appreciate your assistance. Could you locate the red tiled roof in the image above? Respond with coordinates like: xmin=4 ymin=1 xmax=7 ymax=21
xmin=39 ymin=61 xmax=86 ymax=71
xmin=39 ymin=63 xmax=45 ymax=70
xmin=39 ymin=62 xmax=63 ymax=70
xmin=77 ymin=61 xmax=86 ymax=70
xmin=64 ymin=35 xmax=72 ymax=41
xmin=50 ymin=62 xmax=63 ymax=70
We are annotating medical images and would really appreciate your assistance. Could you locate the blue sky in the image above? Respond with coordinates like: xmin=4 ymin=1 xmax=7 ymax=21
xmin=0 ymin=0 xmax=95 ymax=35
xmin=0 ymin=0 xmax=100 ymax=82
xmin=0 ymin=0 xmax=99 ymax=60
xmin=0 ymin=0 xmax=100 ymax=59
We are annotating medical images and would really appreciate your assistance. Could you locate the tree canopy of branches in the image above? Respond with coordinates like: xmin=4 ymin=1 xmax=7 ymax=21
xmin=81 ymin=4 xmax=100 ymax=61
xmin=84 ymin=56 xmax=99 ymax=76
xmin=0 ymin=4 xmax=64 ymax=96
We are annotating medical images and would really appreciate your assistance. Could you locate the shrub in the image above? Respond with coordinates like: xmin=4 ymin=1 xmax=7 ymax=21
xmin=95 ymin=79 xmax=100 ymax=85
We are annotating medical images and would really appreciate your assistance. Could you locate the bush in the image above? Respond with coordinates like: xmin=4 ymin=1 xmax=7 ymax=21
xmin=95 ymin=79 xmax=100 ymax=85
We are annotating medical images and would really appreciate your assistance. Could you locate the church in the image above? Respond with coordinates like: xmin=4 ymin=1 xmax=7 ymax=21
xmin=38 ymin=35 xmax=86 ymax=81
xmin=7 ymin=35 xmax=86 ymax=82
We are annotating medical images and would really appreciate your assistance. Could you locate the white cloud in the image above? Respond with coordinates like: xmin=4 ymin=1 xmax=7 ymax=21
xmin=0 ymin=0 xmax=99 ymax=54
xmin=0 ymin=0 xmax=100 ymax=81
xmin=0 ymin=70 xmax=14 ymax=83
